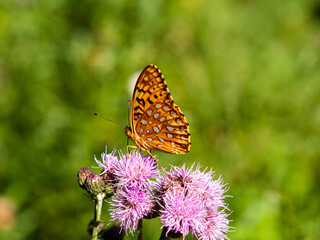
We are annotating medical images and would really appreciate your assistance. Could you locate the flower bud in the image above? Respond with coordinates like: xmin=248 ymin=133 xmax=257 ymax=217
xmin=77 ymin=167 xmax=94 ymax=189
xmin=85 ymin=174 xmax=106 ymax=196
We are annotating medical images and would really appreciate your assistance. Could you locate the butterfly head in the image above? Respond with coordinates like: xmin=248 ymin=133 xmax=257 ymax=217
xmin=124 ymin=126 xmax=132 ymax=140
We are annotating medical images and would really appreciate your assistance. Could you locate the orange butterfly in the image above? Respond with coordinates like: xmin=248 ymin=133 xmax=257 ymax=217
xmin=125 ymin=64 xmax=191 ymax=164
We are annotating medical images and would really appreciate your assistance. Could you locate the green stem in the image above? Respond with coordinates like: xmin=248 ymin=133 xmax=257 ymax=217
xmin=137 ymin=218 xmax=143 ymax=240
xmin=159 ymin=227 xmax=170 ymax=240
xmin=92 ymin=193 xmax=105 ymax=240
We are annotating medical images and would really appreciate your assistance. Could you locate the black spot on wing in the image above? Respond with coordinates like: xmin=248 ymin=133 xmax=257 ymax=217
xmin=134 ymin=105 xmax=143 ymax=112
xmin=134 ymin=112 xmax=142 ymax=120
xmin=137 ymin=88 xmax=151 ymax=95
xmin=136 ymin=98 xmax=145 ymax=107
xmin=147 ymin=97 xmax=154 ymax=104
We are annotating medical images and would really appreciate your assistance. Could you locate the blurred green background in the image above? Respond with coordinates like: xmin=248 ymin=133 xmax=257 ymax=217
xmin=0 ymin=0 xmax=319 ymax=239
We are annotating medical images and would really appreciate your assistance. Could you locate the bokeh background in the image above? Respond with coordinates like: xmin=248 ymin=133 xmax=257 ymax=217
xmin=1 ymin=0 xmax=319 ymax=239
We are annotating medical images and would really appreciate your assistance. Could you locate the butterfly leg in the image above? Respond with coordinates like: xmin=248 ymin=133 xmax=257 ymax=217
xmin=126 ymin=145 xmax=138 ymax=155
xmin=126 ymin=146 xmax=168 ymax=175
xmin=146 ymin=150 xmax=168 ymax=175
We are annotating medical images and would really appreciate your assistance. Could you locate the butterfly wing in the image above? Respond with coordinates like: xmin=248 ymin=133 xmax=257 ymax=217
xmin=130 ymin=64 xmax=191 ymax=154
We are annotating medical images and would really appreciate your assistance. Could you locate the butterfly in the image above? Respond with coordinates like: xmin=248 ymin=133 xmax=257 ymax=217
xmin=125 ymin=64 xmax=191 ymax=161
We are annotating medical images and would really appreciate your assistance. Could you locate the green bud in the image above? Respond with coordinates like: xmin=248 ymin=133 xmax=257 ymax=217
xmin=77 ymin=167 xmax=94 ymax=189
xmin=85 ymin=174 xmax=106 ymax=196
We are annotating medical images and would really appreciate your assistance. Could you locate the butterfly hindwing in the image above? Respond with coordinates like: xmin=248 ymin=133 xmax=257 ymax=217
xmin=135 ymin=101 xmax=190 ymax=154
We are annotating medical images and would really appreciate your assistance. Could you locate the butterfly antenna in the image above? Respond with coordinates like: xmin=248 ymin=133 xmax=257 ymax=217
xmin=126 ymin=100 xmax=131 ymax=152
xmin=127 ymin=99 xmax=131 ymax=127
xmin=93 ymin=113 xmax=126 ymax=127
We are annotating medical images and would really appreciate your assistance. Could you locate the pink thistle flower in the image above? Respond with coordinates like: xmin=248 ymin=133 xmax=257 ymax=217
xmin=94 ymin=147 xmax=120 ymax=189
xmin=113 ymin=150 xmax=159 ymax=190
xmin=94 ymin=147 xmax=119 ymax=175
xmin=157 ymin=164 xmax=231 ymax=239
xmin=110 ymin=185 xmax=154 ymax=234
xmin=162 ymin=164 xmax=228 ymax=208
xmin=197 ymin=206 xmax=231 ymax=240
xmin=108 ymin=151 xmax=160 ymax=234
xmin=160 ymin=188 xmax=206 ymax=237
xmin=90 ymin=148 xmax=232 ymax=239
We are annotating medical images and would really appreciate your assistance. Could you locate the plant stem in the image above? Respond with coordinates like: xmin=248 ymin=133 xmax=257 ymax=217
xmin=92 ymin=193 xmax=105 ymax=240
xmin=159 ymin=227 xmax=170 ymax=240
xmin=137 ymin=218 xmax=143 ymax=240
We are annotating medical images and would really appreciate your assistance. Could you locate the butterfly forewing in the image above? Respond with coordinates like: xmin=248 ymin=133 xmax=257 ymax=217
xmin=131 ymin=65 xmax=171 ymax=124
xmin=129 ymin=64 xmax=190 ymax=154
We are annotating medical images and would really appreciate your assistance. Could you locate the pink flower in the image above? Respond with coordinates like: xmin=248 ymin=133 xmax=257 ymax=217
xmin=157 ymin=164 xmax=231 ymax=239
xmin=114 ymin=151 xmax=159 ymax=190
xmin=160 ymin=188 xmax=206 ymax=237
xmin=110 ymin=185 xmax=153 ymax=234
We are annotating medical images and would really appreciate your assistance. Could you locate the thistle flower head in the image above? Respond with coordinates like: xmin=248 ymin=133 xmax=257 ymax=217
xmin=93 ymin=147 xmax=120 ymax=189
xmin=114 ymin=151 xmax=159 ymax=190
xmin=162 ymin=164 xmax=228 ymax=208
xmin=197 ymin=205 xmax=231 ymax=240
xmin=108 ymin=151 xmax=161 ymax=234
xmin=160 ymin=188 xmax=206 ymax=237
xmin=77 ymin=167 xmax=94 ymax=188
xmin=157 ymin=164 xmax=231 ymax=239
xmin=94 ymin=148 xmax=119 ymax=175
xmin=110 ymin=185 xmax=154 ymax=234
xmin=85 ymin=174 xmax=106 ymax=196
xmin=86 ymin=148 xmax=232 ymax=239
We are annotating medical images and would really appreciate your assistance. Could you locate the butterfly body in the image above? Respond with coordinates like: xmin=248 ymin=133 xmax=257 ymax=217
xmin=124 ymin=126 xmax=151 ymax=152
xmin=125 ymin=64 xmax=191 ymax=155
